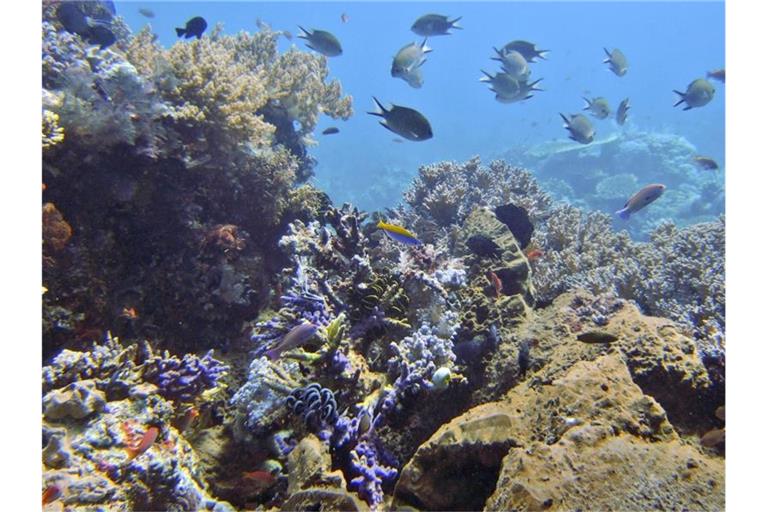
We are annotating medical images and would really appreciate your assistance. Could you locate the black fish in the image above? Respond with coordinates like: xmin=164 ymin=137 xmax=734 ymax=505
xmin=501 ymin=40 xmax=549 ymax=62
xmin=138 ymin=8 xmax=155 ymax=19
xmin=322 ymin=127 xmax=340 ymax=135
xmin=466 ymin=234 xmax=502 ymax=259
xmin=56 ymin=3 xmax=92 ymax=35
xmin=411 ymin=13 xmax=462 ymax=36
xmin=367 ymin=97 xmax=433 ymax=141
xmin=176 ymin=16 xmax=207 ymax=39
xmin=494 ymin=203 xmax=533 ymax=248
xmin=87 ymin=25 xmax=116 ymax=49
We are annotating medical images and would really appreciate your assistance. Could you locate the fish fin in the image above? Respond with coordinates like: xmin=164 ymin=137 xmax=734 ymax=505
xmin=559 ymin=113 xmax=570 ymax=125
xmin=673 ymin=92 xmax=686 ymax=107
xmin=568 ymin=135 xmax=578 ymax=142
xmin=492 ymin=46 xmax=504 ymax=58
xmin=616 ymin=208 xmax=631 ymax=220
xmin=524 ymin=94 xmax=533 ymax=100
xmin=379 ymin=120 xmax=397 ymax=135
xmin=421 ymin=38 xmax=432 ymax=53
xmin=449 ymin=16 xmax=463 ymax=29
xmin=582 ymin=97 xmax=592 ymax=109
xmin=537 ymin=50 xmax=550 ymax=60
xmin=528 ymin=78 xmax=543 ymax=91
xmin=603 ymin=47 xmax=612 ymax=58
xmin=683 ymin=105 xmax=692 ymax=111
xmin=479 ymin=70 xmax=493 ymax=82
xmin=175 ymin=27 xmax=186 ymax=37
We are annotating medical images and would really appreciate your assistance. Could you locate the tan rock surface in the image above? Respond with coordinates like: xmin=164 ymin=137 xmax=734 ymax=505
xmin=394 ymin=353 xmax=724 ymax=511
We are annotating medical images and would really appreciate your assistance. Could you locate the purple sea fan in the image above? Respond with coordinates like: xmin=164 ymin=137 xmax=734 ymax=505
xmin=142 ymin=349 xmax=227 ymax=403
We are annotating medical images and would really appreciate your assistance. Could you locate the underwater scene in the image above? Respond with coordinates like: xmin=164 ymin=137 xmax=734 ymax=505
xmin=42 ymin=1 xmax=725 ymax=510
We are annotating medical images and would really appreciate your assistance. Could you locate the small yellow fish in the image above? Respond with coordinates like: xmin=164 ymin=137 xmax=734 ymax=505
xmin=377 ymin=221 xmax=422 ymax=245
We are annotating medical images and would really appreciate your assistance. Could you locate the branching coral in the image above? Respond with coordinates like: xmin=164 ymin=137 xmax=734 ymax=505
xmin=402 ymin=157 xmax=552 ymax=237
xmin=124 ymin=27 xmax=352 ymax=156
xmin=142 ymin=349 xmax=227 ymax=404
xmin=43 ymin=109 xmax=65 ymax=149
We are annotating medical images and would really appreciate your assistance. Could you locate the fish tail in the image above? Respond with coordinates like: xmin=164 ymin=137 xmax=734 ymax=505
xmin=297 ymin=25 xmax=310 ymax=38
xmin=367 ymin=97 xmax=386 ymax=117
xmin=559 ymin=113 xmax=570 ymax=125
xmin=582 ymin=97 xmax=592 ymax=109
xmin=537 ymin=50 xmax=550 ymax=60
xmin=449 ymin=16 xmax=463 ymax=29
xmin=673 ymin=90 xmax=686 ymax=107
xmin=616 ymin=208 xmax=631 ymax=220
xmin=528 ymin=78 xmax=543 ymax=91
xmin=421 ymin=38 xmax=432 ymax=53
xmin=175 ymin=27 xmax=186 ymax=37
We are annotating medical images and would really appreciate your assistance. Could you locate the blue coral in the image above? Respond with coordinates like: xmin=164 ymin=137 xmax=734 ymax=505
xmin=348 ymin=439 xmax=398 ymax=509
xmin=143 ymin=350 xmax=227 ymax=403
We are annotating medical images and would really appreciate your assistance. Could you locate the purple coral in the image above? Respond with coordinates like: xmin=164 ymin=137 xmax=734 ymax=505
xmin=348 ymin=439 xmax=398 ymax=509
xmin=143 ymin=350 xmax=227 ymax=403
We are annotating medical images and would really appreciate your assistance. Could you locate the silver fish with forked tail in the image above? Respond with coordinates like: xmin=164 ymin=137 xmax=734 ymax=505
xmin=265 ymin=322 xmax=319 ymax=360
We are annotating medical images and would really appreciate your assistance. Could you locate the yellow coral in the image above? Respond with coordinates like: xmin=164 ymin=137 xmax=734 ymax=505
xmin=42 ymin=109 xmax=64 ymax=149
xmin=124 ymin=26 xmax=352 ymax=153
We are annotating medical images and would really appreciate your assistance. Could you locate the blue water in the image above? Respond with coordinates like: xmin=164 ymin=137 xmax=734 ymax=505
xmin=119 ymin=1 xmax=724 ymax=211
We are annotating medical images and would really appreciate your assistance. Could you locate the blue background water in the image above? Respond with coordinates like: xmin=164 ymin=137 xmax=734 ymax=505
xmin=117 ymin=1 xmax=724 ymax=213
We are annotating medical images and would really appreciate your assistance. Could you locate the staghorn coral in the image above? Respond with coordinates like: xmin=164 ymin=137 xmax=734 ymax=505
xmin=142 ymin=349 xmax=228 ymax=404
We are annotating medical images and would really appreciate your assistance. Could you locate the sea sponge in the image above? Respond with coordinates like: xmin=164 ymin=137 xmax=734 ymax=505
xmin=42 ymin=202 xmax=72 ymax=252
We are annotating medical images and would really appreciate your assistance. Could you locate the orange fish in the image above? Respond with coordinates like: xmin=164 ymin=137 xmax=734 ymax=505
xmin=126 ymin=426 xmax=159 ymax=461
xmin=525 ymin=248 xmax=544 ymax=261
xmin=177 ymin=406 xmax=199 ymax=432
xmin=42 ymin=484 xmax=61 ymax=505
xmin=486 ymin=271 xmax=502 ymax=297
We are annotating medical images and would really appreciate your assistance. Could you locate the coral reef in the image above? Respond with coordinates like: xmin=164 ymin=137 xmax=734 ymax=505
xmin=40 ymin=4 xmax=724 ymax=507
xmin=42 ymin=335 xmax=233 ymax=511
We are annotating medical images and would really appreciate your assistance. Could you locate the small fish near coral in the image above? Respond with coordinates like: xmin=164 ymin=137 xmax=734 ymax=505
xmin=616 ymin=97 xmax=631 ymax=125
xmin=125 ymin=426 xmax=159 ymax=461
xmin=138 ymin=8 xmax=155 ymax=19
xmin=673 ymin=78 xmax=715 ymax=110
xmin=176 ymin=16 xmax=207 ymax=39
xmin=42 ymin=484 xmax=62 ymax=505
xmin=298 ymin=26 xmax=343 ymax=56
xmin=560 ymin=113 xmax=595 ymax=144
xmin=377 ymin=221 xmax=422 ymax=245
xmin=265 ymin=322 xmax=320 ymax=360
xmin=615 ymin=184 xmax=666 ymax=220
xmin=603 ymin=47 xmax=628 ymax=76
xmin=368 ymin=98 xmax=433 ymax=141
xmin=322 ymin=127 xmax=340 ymax=135
xmin=693 ymin=156 xmax=719 ymax=170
